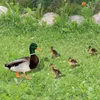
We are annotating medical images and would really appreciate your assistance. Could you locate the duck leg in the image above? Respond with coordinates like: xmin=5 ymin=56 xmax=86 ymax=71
xmin=16 ymin=72 xmax=22 ymax=78
xmin=24 ymin=73 xmax=32 ymax=80
xmin=72 ymin=65 xmax=76 ymax=68
xmin=55 ymin=73 xmax=59 ymax=79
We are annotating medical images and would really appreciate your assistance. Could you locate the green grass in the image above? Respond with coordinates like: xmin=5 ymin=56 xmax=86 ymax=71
xmin=0 ymin=22 xmax=100 ymax=100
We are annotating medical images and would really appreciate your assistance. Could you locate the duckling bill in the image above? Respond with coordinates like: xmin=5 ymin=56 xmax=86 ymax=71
xmin=88 ymin=46 xmax=97 ymax=55
xmin=49 ymin=63 xmax=62 ymax=79
xmin=68 ymin=57 xmax=78 ymax=68
xmin=50 ymin=46 xmax=60 ymax=59
xmin=5 ymin=43 xmax=40 ymax=80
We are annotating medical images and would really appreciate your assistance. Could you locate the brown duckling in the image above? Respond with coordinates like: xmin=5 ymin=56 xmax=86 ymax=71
xmin=50 ymin=46 xmax=60 ymax=59
xmin=88 ymin=46 xmax=97 ymax=55
xmin=68 ymin=57 xmax=78 ymax=68
xmin=49 ymin=64 xmax=62 ymax=78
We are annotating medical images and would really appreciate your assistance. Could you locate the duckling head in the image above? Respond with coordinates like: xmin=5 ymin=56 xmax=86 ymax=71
xmin=68 ymin=57 xmax=71 ymax=61
xmin=88 ymin=46 xmax=92 ymax=51
xmin=51 ymin=46 xmax=53 ymax=50
xmin=49 ymin=63 xmax=54 ymax=68
xmin=88 ymin=46 xmax=91 ymax=49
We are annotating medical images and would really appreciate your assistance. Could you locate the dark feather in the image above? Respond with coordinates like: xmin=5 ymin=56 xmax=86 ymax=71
xmin=88 ymin=46 xmax=97 ymax=54
xmin=29 ymin=55 xmax=39 ymax=69
xmin=91 ymin=48 xmax=97 ymax=52
xmin=53 ymin=50 xmax=60 ymax=56
xmin=71 ymin=59 xmax=77 ymax=63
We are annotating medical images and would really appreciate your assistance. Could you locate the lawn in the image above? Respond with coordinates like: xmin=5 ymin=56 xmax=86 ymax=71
xmin=0 ymin=22 xmax=100 ymax=100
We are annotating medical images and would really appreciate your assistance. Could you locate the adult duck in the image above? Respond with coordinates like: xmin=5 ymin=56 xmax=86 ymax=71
xmin=5 ymin=43 xmax=40 ymax=80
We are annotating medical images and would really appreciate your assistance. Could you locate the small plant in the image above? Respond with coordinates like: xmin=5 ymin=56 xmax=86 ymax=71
xmin=79 ymin=5 xmax=92 ymax=18
xmin=35 ymin=3 xmax=44 ymax=19
xmin=54 ymin=14 xmax=78 ymax=34
xmin=56 ymin=3 xmax=81 ymax=16
xmin=79 ymin=1 xmax=100 ymax=18
xmin=4 ymin=2 xmax=21 ymax=25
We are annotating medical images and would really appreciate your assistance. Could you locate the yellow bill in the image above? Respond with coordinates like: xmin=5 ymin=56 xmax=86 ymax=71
xmin=36 ymin=47 xmax=40 ymax=51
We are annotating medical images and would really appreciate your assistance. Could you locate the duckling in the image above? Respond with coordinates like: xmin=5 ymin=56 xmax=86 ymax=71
xmin=49 ymin=63 xmax=62 ymax=78
xmin=88 ymin=46 xmax=97 ymax=55
xmin=50 ymin=46 xmax=60 ymax=59
xmin=5 ymin=43 xmax=40 ymax=80
xmin=68 ymin=57 xmax=78 ymax=68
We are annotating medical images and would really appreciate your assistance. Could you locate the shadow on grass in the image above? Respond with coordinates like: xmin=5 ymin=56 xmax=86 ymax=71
xmin=34 ymin=57 xmax=50 ymax=72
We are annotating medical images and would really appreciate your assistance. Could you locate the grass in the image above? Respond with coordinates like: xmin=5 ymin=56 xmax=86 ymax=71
xmin=0 ymin=22 xmax=100 ymax=100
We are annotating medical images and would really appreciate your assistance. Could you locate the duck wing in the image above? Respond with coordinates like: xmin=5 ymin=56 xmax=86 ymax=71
xmin=53 ymin=68 xmax=61 ymax=74
xmin=71 ymin=59 xmax=77 ymax=63
xmin=92 ymin=48 xmax=97 ymax=52
xmin=53 ymin=50 xmax=60 ymax=56
xmin=5 ymin=57 xmax=30 ymax=69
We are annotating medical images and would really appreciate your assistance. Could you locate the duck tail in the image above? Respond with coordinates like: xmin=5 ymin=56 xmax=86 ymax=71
xmin=5 ymin=64 xmax=8 ymax=67
xmin=61 ymin=74 xmax=65 ymax=77
xmin=58 ymin=74 xmax=65 ymax=78
xmin=57 ymin=53 xmax=61 ymax=57
xmin=77 ymin=64 xmax=80 ymax=66
xmin=5 ymin=64 xmax=10 ymax=69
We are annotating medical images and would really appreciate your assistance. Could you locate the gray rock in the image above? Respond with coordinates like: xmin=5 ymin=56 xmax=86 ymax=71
xmin=39 ymin=12 xmax=58 ymax=26
xmin=69 ymin=15 xmax=84 ymax=25
xmin=93 ymin=12 xmax=100 ymax=24
xmin=0 ymin=6 xmax=8 ymax=15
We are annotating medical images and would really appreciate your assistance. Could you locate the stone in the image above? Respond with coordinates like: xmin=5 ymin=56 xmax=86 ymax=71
xmin=69 ymin=15 xmax=84 ymax=25
xmin=39 ymin=12 xmax=58 ymax=26
xmin=93 ymin=12 xmax=100 ymax=24
xmin=0 ymin=6 xmax=8 ymax=15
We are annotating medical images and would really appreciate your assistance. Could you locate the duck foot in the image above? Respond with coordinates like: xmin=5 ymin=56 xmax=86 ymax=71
xmin=16 ymin=72 xmax=22 ymax=78
xmin=55 ymin=75 xmax=60 ymax=79
xmin=24 ymin=73 xmax=32 ymax=80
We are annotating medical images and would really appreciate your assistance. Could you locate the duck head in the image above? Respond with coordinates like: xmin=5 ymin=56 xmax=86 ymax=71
xmin=29 ymin=43 xmax=40 ymax=54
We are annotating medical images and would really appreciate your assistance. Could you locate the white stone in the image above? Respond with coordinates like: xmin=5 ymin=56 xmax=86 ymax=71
xmin=93 ymin=12 xmax=100 ymax=24
xmin=39 ymin=12 xmax=58 ymax=25
xmin=0 ymin=6 xmax=8 ymax=15
xmin=69 ymin=15 xmax=84 ymax=25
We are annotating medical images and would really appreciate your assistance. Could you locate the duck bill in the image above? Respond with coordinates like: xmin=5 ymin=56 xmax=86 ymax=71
xmin=36 ymin=47 xmax=40 ymax=51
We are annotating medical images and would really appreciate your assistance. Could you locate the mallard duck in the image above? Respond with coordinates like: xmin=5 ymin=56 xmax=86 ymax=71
xmin=49 ymin=63 xmax=62 ymax=78
xmin=68 ymin=57 xmax=78 ymax=68
xmin=88 ymin=46 xmax=97 ymax=55
xmin=5 ymin=43 xmax=40 ymax=80
xmin=50 ymin=46 xmax=60 ymax=59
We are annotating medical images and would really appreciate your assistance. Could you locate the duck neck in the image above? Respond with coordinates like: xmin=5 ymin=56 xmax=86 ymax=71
xmin=30 ymin=49 xmax=35 ymax=55
xmin=30 ymin=53 xmax=35 ymax=56
xmin=52 ymin=67 xmax=54 ymax=70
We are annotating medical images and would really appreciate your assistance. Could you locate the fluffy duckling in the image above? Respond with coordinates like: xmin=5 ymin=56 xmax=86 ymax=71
xmin=68 ymin=57 xmax=78 ymax=68
xmin=5 ymin=43 xmax=40 ymax=80
xmin=88 ymin=46 xmax=97 ymax=55
xmin=50 ymin=46 xmax=60 ymax=59
xmin=49 ymin=63 xmax=62 ymax=78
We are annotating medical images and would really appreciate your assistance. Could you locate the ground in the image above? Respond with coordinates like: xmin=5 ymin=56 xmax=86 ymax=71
xmin=0 ymin=24 xmax=100 ymax=100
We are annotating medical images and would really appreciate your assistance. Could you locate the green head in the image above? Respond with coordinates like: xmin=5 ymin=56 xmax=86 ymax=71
xmin=88 ymin=46 xmax=91 ymax=49
xmin=29 ymin=43 xmax=40 ymax=54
